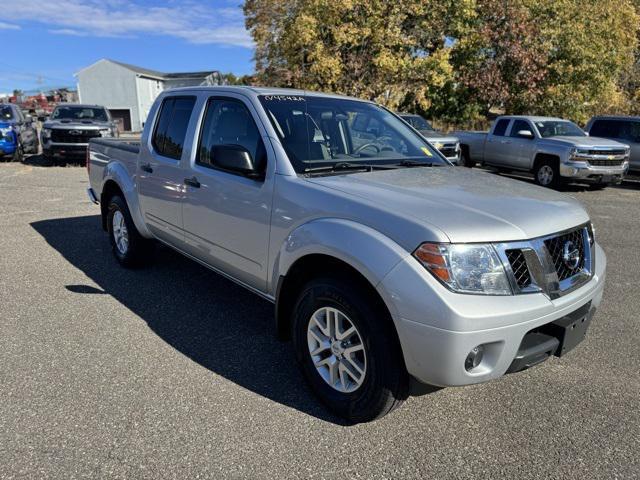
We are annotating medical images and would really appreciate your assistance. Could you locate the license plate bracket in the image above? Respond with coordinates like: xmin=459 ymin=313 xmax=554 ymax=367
xmin=540 ymin=301 xmax=593 ymax=357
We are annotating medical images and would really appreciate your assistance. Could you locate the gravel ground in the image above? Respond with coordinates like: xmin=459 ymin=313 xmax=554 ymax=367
xmin=0 ymin=158 xmax=639 ymax=479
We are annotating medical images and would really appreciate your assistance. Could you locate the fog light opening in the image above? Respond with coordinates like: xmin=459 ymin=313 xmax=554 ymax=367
xmin=465 ymin=345 xmax=485 ymax=372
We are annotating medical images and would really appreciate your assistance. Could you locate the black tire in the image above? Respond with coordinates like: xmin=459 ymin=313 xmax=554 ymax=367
xmin=460 ymin=146 xmax=474 ymax=168
xmin=11 ymin=144 xmax=23 ymax=162
xmin=106 ymin=195 xmax=154 ymax=267
xmin=292 ymin=276 xmax=409 ymax=423
xmin=534 ymin=158 xmax=563 ymax=189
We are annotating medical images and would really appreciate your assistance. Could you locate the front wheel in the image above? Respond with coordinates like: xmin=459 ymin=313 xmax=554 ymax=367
xmin=534 ymin=159 xmax=563 ymax=189
xmin=106 ymin=195 xmax=154 ymax=267
xmin=292 ymin=277 xmax=409 ymax=423
xmin=11 ymin=144 xmax=23 ymax=162
xmin=460 ymin=147 xmax=474 ymax=168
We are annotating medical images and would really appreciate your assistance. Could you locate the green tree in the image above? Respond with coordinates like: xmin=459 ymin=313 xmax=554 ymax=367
xmin=244 ymin=0 xmax=470 ymax=111
xmin=531 ymin=0 xmax=638 ymax=123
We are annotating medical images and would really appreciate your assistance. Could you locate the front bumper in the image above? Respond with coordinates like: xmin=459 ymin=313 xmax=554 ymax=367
xmin=43 ymin=142 xmax=88 ymax=159
xmin=377 ymin=242 xmax=606 ymax=387
xmin=560 ymin=160 xmax=628 ymax=183
xmin=0 ymin=144 xmax=17 ymax=155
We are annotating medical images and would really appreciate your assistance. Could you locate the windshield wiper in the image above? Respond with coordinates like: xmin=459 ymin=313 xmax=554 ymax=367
xmin=303 ymin=162 xmax=396 ymax=175
xmin=395 ymin=160 xmax=437 ymax=167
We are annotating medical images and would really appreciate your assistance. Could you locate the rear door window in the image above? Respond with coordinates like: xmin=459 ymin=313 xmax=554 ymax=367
xmin=493 ymin=119 xmax=510 ymax=136
xmin=152 ymin=96 xmax=196 ymax=160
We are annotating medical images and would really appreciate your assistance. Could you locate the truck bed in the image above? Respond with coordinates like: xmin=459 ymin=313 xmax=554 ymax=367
xmin=90 ymin=137 xmax=141 ymax=154
xmin=88 ymin=138 xmax=141 ymax=200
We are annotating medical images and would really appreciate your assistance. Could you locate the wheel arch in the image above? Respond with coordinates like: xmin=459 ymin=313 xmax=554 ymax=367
xmin=533 ymin=152 xmax=560 ymax=171
xmin=272 ymin=218 xmax=410 ymax=341
xmin=99 ymin=163 xmax=152 ymax=238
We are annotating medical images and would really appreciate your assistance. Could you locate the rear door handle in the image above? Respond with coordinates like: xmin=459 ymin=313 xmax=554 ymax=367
xmin=140 ymin=163 xmax=153 ymax=173
xmin=184 ymin=176 xmax=201 ymax=188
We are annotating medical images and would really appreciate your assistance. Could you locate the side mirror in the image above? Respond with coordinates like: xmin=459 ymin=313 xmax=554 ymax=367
xmin=213 ymin=144 xmax=264 ymax=179
xmin=584 ymin=131 xmax=589 ymax=137
xmin=517 ymin=130 xmax=534 ymax=139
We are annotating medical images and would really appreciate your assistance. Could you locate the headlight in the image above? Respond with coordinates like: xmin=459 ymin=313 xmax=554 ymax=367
xmin=42 ymin=128 xmax=52 ymax=139
xmin=413 ymin=243 xmax=512 ymax=295
xmin=99 ymin=129 xmax=112 ymax=137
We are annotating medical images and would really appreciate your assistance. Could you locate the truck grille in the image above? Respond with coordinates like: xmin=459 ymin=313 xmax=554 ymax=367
xmin=544 ymin=229 xmax=586 ymax=281
xmin=505 ymin=249 xmax=531 ymax=288
xmin=587 ymin=158 xmax=625 ymax=167
xmin=496 ymin=225 xmax=592 ymax=298
xmin=51 ymin=129 xmax=101 ymax=144
xmin=585 ymin=149 xmax=627 ymax=156
xmin=438 ymin=144 xmax=458 ymax=158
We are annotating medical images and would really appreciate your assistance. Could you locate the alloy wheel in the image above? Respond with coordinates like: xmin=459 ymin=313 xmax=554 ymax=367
xmin=307 ymin=306 xmax=367 ymax=393
xmin=112 ymin=210 xmax=129 ymax=255
xmin=537 ymin=165 xmax=554 ymax=186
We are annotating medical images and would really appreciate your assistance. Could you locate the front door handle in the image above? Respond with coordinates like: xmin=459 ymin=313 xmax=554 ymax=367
xmin=184 ymin=176 xmax=201 ymax=188
xmin=140 ymin=163 xmax=153 ymax=173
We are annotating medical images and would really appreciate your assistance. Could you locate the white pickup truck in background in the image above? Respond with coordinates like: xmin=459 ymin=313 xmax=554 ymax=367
xmin=456 ymin=115 xmax=630 ymax=189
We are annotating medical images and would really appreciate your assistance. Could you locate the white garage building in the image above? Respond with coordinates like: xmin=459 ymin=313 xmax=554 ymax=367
xmin=76 ymin=59 xmax=220 ymax=132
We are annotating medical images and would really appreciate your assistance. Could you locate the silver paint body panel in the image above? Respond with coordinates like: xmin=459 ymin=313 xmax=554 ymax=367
xmin=87 ymin=87 xmax=607 ymax=387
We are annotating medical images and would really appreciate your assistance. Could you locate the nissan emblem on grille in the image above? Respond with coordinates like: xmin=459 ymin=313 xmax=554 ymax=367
xmin=562 ymin=240 xmax=581 ymax=270
xmin=69 ymin=130 xmax=82 ymax=135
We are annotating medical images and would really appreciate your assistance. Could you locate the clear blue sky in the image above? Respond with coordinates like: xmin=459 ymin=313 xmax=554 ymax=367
xmin=0 ymin=0 xmax=254 ymax=94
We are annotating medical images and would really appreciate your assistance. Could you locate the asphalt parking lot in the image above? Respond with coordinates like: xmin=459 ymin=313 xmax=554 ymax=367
xmin=1 ymin=158 xmax=639 ymax=479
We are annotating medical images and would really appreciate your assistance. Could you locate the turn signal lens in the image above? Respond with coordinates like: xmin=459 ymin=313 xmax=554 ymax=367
xmin=413 ymin=242 xmax=512 ymax=295
xmin=414 ymin=243 xmax=451 ymax=283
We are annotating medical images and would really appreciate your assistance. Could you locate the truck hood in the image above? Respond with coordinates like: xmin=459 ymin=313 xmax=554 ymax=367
xmin=306 ymin=167 xmax=589 ymax=243
xmin=541 ymin=136 xmax=628 ymax=148
xmin=43 ymin=119 xmax=111 ymax=129
xmin=418 ymin=130 xmax=459 ymax=143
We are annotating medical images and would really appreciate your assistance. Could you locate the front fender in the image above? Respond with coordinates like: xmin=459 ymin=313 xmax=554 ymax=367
xmin=101 ymin=161 xmax=152 ymax=238
xmin=272 ymin=218 xmax=410 ymax=292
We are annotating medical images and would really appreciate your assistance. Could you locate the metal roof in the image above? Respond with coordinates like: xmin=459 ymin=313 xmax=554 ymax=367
xmin=79 ymin=59 xmax=219 ymax=81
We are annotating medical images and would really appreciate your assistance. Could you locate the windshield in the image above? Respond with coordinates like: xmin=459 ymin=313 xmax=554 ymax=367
xmin=406 ymin=115 xmax=433 ymax=131
xmin=52 ymin=106 xmax=108 ymax=122
xmin=535 ymin=120 xmax=585 ymax=138
xmin=259 ymin=95 xmax=445 ymax=172
xmin=0 ymin=105 xmax=14 ymax=120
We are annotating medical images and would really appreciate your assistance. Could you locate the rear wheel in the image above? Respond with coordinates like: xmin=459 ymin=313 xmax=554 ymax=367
xmin=106 ymin=195 xmax=154 ymax=267
xmin=292 ymin=277 xmax=409 ymax=423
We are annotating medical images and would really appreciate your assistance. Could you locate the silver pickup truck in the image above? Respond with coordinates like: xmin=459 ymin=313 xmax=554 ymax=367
xmin=457 ymin=115 xmax=630 ymax=189
xmin=87 ymin=87 xmax=606 ymax=422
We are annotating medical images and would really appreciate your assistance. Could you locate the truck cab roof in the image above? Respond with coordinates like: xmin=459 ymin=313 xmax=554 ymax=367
xmin=159 ymin=85 xmax=373 ymax=103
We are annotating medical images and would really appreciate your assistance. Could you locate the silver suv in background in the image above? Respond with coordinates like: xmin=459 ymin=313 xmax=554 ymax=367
xmin=398 ymin=113 xmax=461 ymax=164
xmin=457 ymin=116 xmax=630 ymax=189
xmin=585 ymin=116 xmax=640 ymax=174
xmin=87 ymin=87 xmax=606 ymax=422
xmin=42 ymin=104 xmax=118 ymax=164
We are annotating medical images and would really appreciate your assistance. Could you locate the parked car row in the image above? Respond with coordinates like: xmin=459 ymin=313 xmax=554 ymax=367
xmin=86 ymin=86 xmax=607 ymax=422
xmin=455 ymin=115 xmax=635 ymax=189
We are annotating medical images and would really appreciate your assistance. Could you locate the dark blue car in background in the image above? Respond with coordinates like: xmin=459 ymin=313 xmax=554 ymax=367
xmin=0 ymin=104 xmax=39 ymax=162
